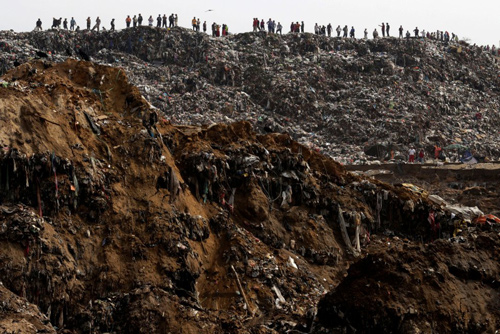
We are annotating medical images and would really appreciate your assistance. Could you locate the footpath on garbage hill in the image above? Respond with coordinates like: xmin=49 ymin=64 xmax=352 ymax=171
xmin=0 ymin=29 xmax=499 ymax=333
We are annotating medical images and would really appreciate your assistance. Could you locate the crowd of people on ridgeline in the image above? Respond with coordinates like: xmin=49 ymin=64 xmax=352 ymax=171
xmin=32 ymin=17 xmax=499 ymax=53
xmin=34 ymin=14 xmax=232 ymax=38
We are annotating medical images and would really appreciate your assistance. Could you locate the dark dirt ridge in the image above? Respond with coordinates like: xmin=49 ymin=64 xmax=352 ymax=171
xmin=316 ymin=232 xmax=500 ymax=333
xmin=1 ymin=27 xmax=500 ymax=162
xmin=0 ymin=59 xmax=498 ymax=334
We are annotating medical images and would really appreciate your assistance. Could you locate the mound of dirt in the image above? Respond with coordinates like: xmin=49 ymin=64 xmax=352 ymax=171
xmin=316 ymin=231 xmax=500 ymax=333
xmin=0 ymin=283 xmax=55 ymax=334
xmin=0 ymin=59 xmax=498 ymax=334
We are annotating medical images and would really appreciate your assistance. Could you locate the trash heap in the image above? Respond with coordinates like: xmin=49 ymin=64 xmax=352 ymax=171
xmin=1 ymin=27 xmax=499 ymax=164
xmin=1 ymin=59 xmax=488 ymax=333
xmin=0 ymin=282 xmax=55 ymax=334
xmin=315 ymin=229 xmax=500 ymax=333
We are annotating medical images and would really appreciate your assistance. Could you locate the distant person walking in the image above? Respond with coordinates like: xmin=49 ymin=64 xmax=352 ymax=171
xmin=418 ymin=149 xmax=425 ymax=163
xmin=34 ymin=18 xmax=43 ymax=31
xmin=253 ymin=18 xmax=258 ymax=32
xmin=434 ymin=145 xmax=442 ymax=161
xmin=110 ymin=18 xmax=115 ymax=31
xmin=408 ymin=147 xmax=416 ymax=163
xmin=276 ymin=22 xmax=282 ymax=35
xmin=192 ymin=17 xmax=197 ymax=31
xmin=91 ymin=17 xmax=101 ymax=31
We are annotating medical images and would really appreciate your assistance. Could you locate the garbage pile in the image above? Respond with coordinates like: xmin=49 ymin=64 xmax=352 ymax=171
xmin=315 ymin=230 xmax=500 ymax=333
xmin=1 ymin=28 xmax=499 ymax=164
xmin=1 ymin=59 xmax=487 ymax=333
xmin=0 ymin=282 xmax=56 ymax=334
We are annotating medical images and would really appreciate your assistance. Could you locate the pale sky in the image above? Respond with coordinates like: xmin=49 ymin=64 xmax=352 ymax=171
xmin=0 ymin=0 xmax=498 ymax=46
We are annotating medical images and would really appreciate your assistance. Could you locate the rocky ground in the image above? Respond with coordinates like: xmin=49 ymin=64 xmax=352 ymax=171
xmin=0 ymin=28 xmax=499 ymax=334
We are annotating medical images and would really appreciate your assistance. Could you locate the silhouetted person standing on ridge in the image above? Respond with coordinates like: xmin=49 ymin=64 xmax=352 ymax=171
xmin=35 ymin=18 xmax=42 ymax=31
xmin=91 ymin=17 xmax=101 ymax=31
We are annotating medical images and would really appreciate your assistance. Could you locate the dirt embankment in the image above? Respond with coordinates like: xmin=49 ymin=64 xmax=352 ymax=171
xmin=316 ymin=231 xmax=500 ymax=333
xmin=0 ymin=60 xmax=498 ymax=334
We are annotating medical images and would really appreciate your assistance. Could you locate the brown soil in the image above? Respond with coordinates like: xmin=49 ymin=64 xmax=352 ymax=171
xmin=316 ymin=231 xmax=500 ymax=333
xmin=0 ymin=60 xmax=498 ymax=334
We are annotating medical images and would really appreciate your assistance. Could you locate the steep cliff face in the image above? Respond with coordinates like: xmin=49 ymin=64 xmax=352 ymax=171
xmin=0 ymin=59 xmax=454 ymax=333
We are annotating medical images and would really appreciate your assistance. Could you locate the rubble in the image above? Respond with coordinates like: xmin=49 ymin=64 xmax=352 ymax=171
xmin=0 ymin=283 xmax=56 ymax=334
xmin=1 ymin=28 xmax=500 ymax=164
xmin=315 ymin=231 xmax=500 ymax=333
xmin=0 ymin=30 xmax=499 ymax=333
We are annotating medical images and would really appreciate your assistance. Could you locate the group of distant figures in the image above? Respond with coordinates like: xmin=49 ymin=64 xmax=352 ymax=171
xmin=307 ymin=21 xmax=461 ymax=43
xmin=34 ymin=14 xmax=180 ymax=33
xmin=190 ymin=18 xmax=228 ymax=37
xmin=33 ymin=15 xmax=231 ymax=38
xmin=250 ymin=19 xmax=462 ymax=44
xmin=124 ymin=14 xmax=179 ymax=29
xmin=30 ymin=16 xmax=460 ymax=43
xmin=33 ymin=17 xmax=498 ymax=52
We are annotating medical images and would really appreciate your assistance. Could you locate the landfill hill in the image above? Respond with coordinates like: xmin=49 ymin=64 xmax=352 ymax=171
xmin=0 ymin=27 xmax=500 ymax=164
xmin=0 ymin=58 xmax=499 ymax=334
xmin=0 ymin=29 xmax=499 ymax=333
